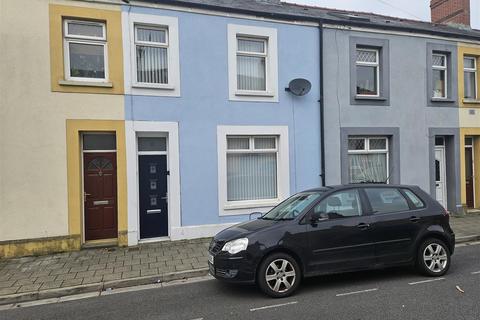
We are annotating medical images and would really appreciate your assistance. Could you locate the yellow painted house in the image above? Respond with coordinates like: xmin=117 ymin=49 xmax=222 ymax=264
xmin=0 ymin=0 xmax=127 ymax=258
xmin=458 ymin=43 xmax=480 ymax=211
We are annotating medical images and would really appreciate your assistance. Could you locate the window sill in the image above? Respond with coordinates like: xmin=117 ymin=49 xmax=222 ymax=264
xmin=132 ymin=83 xmax=175 ymax=90
xmin=463 ymin=99 xmax=480 ymax=104
xmin=59 ymin=80 xmax=113 ymax=88
xmin=223 ymin=199 xmax=280 ymax=211
xmin=354 ymin=95 xmax=387 ymax=101
xmin=235 ymin=90 xmax=275 ymax=98
xmin=430 ymin=98 xmax=455 ymax=103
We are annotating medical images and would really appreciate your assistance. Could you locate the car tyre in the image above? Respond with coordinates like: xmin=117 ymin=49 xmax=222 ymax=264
xmin=257 ymin=253 xmax=301 ymax=298
xmin=416 ymin=238 xmax=451 ymax=277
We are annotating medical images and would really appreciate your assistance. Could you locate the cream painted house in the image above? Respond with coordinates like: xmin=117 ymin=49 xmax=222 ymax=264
xmin=0 ymin=0 xmax=126 ymax=258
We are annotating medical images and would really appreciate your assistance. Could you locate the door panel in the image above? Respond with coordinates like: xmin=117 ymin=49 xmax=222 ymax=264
xmin=466 ymin=147 xmax=474 ymax=208
xmin=306 ymin=189 xmax=375 ymax=273
xmin=83 ymin=153 xmax=118 ymax=241
xmin=139 ymin=155 xmax=168 ymax=239
xmin=364 ymin=188 xmax=424 ymax=265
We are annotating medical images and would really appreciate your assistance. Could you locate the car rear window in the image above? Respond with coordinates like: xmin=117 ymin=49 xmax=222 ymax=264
xmin=364 ymin=188 xmax=410 ymax=214
xmin=402 ymin=189 xmax=425 ymax=208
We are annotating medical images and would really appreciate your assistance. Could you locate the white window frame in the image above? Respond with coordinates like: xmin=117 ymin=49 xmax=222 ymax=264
xmin=133 ymin=24 xmax=171 ymax=88
xmin=464 ymin=56 xmax=478 ymax=100
xmin=63 ymin=19 xmax=108 ymax=82
xmin=217 ymin=126 xmax=289 ymax=215
xmin=123 ymin=13 xmax=180 ymax=96
xmin=228 ymin=24 xmax=278 ymax=102
xmin=432 ymin=53 xmax=448 ymax=99
xmin=347 ymin=137 xmax=389 ymax=183
xmin=355 ymin=48 xmax=380 ymax=97
xmin=235 ymin=36 xmax=268 ymax=93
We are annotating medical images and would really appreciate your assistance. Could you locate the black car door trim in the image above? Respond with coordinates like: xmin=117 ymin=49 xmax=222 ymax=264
xmin=312 ymin=237 xmax=411 ymax=255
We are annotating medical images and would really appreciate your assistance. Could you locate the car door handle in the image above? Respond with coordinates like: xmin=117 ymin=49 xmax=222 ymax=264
xmin=357 ymin=223 xmax=370 ymax=230
xmin=410 ymin=216 xmax=420 ymax=223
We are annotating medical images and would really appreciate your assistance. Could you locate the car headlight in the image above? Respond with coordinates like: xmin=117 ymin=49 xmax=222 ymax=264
xmin=222 ymin=238 xmax=249 ymax=254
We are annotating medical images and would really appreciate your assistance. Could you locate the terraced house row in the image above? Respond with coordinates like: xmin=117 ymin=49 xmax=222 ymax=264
xmin=1 ymin=0 xmax=480 ymax=258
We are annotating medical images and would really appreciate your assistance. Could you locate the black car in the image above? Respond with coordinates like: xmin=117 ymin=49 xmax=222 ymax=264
xmin=208 ymin=184 xmax=455 ymax=298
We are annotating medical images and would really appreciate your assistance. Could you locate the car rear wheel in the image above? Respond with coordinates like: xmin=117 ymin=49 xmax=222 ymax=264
xmin=417 ymin=238 xmax=450 ymax=276
xmin=257 ymin=253 xmax=301 ymax=298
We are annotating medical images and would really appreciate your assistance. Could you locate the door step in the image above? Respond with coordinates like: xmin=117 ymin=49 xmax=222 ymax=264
xmin=82 ymin=238 xmax=118 ymax=249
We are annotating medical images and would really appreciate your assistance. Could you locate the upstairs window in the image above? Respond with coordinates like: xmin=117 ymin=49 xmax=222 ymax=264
xmin=356 ymin=48 xmax=380 ymax=96
xmin=228 ymin=24 xmax=278 ymax=102
xmin=236 ymin=37 xmax=267 ymax=92
xmin=134 ymin=25 xmax=169 ymax=85
xmin=432 ymin=53 xmax=447 ymax=98
xmin=464 ymin=56 xmax=477 ymax=100
xmin=63 ymin=20 xmax=107 ymax=81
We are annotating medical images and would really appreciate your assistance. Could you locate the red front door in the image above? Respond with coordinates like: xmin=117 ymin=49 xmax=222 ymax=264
xmin=83 ymin=152 xmax=118 ymax=241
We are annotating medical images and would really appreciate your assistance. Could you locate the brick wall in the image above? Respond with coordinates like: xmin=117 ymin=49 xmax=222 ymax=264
xmin=431 ymin=0 xmax=471 ymax=26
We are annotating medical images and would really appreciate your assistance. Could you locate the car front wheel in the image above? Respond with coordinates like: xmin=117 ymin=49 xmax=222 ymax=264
xmin=417 ymin=238 xmax=451 ymax=276
xmin=257 ymin=253 xmax=301 ymax=298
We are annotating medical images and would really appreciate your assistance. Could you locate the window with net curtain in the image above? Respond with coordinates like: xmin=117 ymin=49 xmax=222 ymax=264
xmin=135 ymin=25 xmax=169 ymax=85
xmin=236 ymin=37 xmax=267 ymax=91
xmin=348 ymin=137 xmax=389 ymax=183
xmin=226 ymin=136 xmax=278 ymax=202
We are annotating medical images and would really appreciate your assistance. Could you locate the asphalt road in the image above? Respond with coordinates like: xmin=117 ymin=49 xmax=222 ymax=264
xmin=1 ymin=242 xmax=479 ymax=320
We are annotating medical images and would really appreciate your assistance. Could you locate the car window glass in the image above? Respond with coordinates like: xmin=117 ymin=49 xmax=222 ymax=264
xmin=403 ymin=189 xmax=425 ymax=208
xmin=365 ymin=188 xmax=410 ymax=214
xmin=262 ymin=192 xmax=324 ymax=220
xmin=313 ymin=189 xmax=362 ymax=219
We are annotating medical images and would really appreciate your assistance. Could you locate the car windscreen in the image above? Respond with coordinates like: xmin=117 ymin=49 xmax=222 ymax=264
xmin=261 ymin=191 xmax=324 ymax=221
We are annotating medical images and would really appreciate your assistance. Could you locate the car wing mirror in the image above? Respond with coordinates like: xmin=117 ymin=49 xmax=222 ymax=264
xmin=310 ymin=211 xmax=328 ymax=223
xmin=249 ymin=212 xmax=263 ymax=220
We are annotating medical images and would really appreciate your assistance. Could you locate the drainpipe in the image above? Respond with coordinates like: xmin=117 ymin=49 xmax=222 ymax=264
xmin=319 ymin=23 xmax=326 ymax=187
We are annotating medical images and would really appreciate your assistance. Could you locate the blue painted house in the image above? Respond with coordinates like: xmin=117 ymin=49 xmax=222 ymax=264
xmin=121 ymin=1 xmax=321 ymax=244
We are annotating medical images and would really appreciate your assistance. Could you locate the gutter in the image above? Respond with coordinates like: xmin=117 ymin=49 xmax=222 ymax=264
xmin=319 ymin=24 xmax=326 ymax=187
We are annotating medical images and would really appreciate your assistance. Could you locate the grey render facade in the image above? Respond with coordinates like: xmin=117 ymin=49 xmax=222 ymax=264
xmin=323 ymin=27 xmax=461 ymax=213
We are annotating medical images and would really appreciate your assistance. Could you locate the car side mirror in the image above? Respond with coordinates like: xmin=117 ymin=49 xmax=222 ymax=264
xmin=310 ymin=211 xmax=328 ymax=223
xmin=249 ymin=212 xmax=263 ymax=220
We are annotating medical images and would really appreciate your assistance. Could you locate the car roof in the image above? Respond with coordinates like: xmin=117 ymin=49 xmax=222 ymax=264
xmin=303 ymin=184 xmax=417 ymax=193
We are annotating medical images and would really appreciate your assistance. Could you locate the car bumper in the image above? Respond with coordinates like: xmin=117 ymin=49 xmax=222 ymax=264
xmin=208 ymin=252 xmax=256 ymax=284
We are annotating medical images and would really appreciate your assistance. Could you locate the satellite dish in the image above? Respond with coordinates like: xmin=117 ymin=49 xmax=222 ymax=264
xmin=286 ymin=78 xmax=311 ymax=96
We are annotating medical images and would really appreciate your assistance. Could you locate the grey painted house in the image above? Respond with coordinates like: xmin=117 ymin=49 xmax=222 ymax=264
xmin=322 ymin=27 xmax=461 ymax=213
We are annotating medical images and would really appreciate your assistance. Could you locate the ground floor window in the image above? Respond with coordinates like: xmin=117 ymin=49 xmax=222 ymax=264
xmin=348 ymin=137 xmax=389 ymax=183
xmin=226 ymin=136 xmax=278 ymax=202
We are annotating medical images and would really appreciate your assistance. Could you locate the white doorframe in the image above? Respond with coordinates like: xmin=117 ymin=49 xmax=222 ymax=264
xmin=125 ymin=121 xmax=181 ymax=246
xmin=435 ymin=146 xmax=447 ymax=209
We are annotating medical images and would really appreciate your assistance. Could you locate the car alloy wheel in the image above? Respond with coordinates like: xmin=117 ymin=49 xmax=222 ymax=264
xmin=423 ymin=243 xmax=448 ymax=273
xmin=265 ymin=259 xmax=296 ymax=293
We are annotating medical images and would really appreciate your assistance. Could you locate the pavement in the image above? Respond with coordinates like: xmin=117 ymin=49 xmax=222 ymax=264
xmin=1 ymin=241 xmax=479 ymax=320
xmin=0 ymin=213 xmax=479 ymax=306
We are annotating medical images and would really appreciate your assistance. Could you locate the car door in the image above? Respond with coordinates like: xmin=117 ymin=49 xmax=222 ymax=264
xmin=364 ymin=187 xmax=426 ymax=266
xmin=305 ymin=188 xmax=376 ymax=274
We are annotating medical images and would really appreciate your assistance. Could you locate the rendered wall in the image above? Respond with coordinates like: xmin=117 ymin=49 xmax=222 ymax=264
xmin=0 ymin=0 xmax=124 ymax=250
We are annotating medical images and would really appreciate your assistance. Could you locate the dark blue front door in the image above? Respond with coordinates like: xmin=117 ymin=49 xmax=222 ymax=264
xmin=139 ymin=155 xmax=168 ymax=239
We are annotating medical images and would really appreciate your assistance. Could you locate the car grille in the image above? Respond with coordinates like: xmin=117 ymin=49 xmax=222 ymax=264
xmin=209 ymin=239 xmax=224 ymax=254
